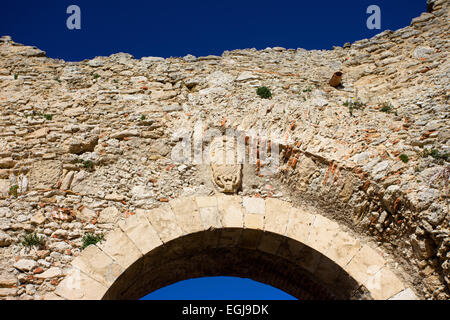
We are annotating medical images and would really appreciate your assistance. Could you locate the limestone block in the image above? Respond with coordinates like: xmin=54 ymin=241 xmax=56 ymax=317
xmin=55 ymin=267 xmax=107 ymax=300
xmin=145 ymin=207 xmax=184 ymax=243
xmin=344 ymin=245 xmax=386 ymax=285
xmin=195 ymin=196 xmax=217 ymax=208
xmin=29 ymin=160 xmax=63 ymax=189
xmin=97 ymin=228 xmax=142 ymax=269
xmin=119 ymin=211 xmax=162 ymax=255
xmin=388 ymin=287 xmax=418 ymax=300
xmin=169 ymin=197 xmax=203 ymax=233
xmin=264 ymin=198 xmax=291 ymax=235
xmin=242 ymin=197 xmax=265 ymax=215
xmin=216 ymin=195 xmax=243 ymax=228
xmin=285 ymin=208 xmax=315 ymax=243
xmin=305 ymin=214 xmax=340 ymax=255
xmin=325 ymin=230 xmax=362 ymax=268
xmin=244 ymin=213 xmax=264 ymax=230
xmin=71 ymin=245 xmax=124 ymax=286
xmin=199 ymin=206 xmax=222 ymax=229
xmin=98 ymin=206 xmax=121 ymax=224
xmin=365 ymin=266 xmax=406 ymax=300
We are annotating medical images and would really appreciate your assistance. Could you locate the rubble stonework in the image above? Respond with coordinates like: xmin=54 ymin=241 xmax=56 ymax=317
xmin=0 ymin=0 xmax=448 ymax=299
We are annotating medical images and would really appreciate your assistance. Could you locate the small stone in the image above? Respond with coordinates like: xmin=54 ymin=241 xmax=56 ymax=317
xmin=60 ymin=171 xmax=74 ymax=190
xmin=0 ymin=180 xmax=9 ymax=198
xmin=110 ymin=130 xmax=139 ymax=140
xmin=98 ymin=207 xmax=120 ymax=224
xmin=0 ymin=231 xmax=12 ymax=247
xmin=35 ymin=267 xmax=62 ymax=279
xmin=0 ymin=288 xmax=17 ymax=297
xmin=0 ymin=158 xmax=15 ymax=169
xmin=0 ymin=274 xmax=16 ymax=288
xmin=382 ymin=185 xmax=401 ymax=213
xmin=33 ymin=267 xmax=44 ymax=274
xmin=183 ymin=54 xmax=197 ymax=62
xmin=14 ymin=259 xmax=38 ymax=272
xmin=413 ymin=46 xmax=435 ymax=59
xmin=105 ymin=193 xmax=125 ymax=201
xmin=25 ymin=127 xmax=49 ymax=140
xmin=162 ymin=104 xmax=182 ymax=112
xmin=64 ymin=136 xmax=98 ymax=154
xmin=30 ymin=212 xmax=46 ymax=225
xmin=78 ymin=207 xmax=97 ymax=222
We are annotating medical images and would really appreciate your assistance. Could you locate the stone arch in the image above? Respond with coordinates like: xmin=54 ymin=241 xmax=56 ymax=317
xmin=53 ymin=196 xmax=417 ymax=300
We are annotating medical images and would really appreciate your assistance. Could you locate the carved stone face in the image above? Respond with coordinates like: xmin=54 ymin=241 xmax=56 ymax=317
xmin=211 ymin=163 xmax=242 ymax=193
xmin=209 ymin=136 xmax=242 ymax=194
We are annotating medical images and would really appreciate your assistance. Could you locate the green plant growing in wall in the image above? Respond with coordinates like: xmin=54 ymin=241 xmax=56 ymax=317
xmin=256 ymin=86 xmax=272 ymax=99
xmin=9 ymin=185 xmax=19 ymax=198
xmin=344 ymin=98 xmax=366 ymax=116
xmin=399 ymin=154 xmax=409 ymax=163
xmin=423 ymin=148 xmax=449 ymax=163
xmin=21 ymin=233 xmax=45 ymax=249
xmin=381 ymin=103 xmax=393 ymax=113
xmin=83 ymin=160 xmax=94 ymax=170
xmin=82 ymin=233 xmax=104 ymax=249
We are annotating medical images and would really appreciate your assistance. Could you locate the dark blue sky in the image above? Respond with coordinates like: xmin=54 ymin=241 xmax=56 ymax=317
xmin=141 ymin=276 xmax=297 ymax=300
xmin=1 ymin=0 xmax=426 ymax=61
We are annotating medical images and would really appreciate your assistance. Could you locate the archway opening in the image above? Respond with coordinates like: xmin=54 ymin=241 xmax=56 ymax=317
xmin=140 ymin=276 xmax=297 ymax=300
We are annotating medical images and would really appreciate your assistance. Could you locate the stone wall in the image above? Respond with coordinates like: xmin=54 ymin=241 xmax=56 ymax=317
xmin=0 ymin=0 xmax=448 ymax=299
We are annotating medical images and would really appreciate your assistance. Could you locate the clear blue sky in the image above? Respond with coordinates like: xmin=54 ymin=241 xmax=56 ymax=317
xmin=1 ymin=0 xmax=426 ymax=299
xmin=1 ymin=0 xmax=426 ymax=61
xmin=140 ymin=276 xmax=297 ymax=300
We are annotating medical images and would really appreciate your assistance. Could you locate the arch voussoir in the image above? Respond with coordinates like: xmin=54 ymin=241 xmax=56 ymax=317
xmin=118 ymin=210 xmax=163 ymax=255
xmin=53 ymin=195 xmax=418 ymax=300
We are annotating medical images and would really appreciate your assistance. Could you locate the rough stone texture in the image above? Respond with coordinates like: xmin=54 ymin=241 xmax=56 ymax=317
xmin=97 ymin=229 xmax=142 ymax=269
xmin=55 ymin=267 xmax=107 ymax=300
xmin=118 ymin=210 xmax=162 ymax=254
xmin=145 ymin=207 xmax=184 ymax=243
xmin=344 ymin=245 xmax=386 ymax=285
xmin=0 ymin=0 xmax=448 ymax=299
xmin=98 ymin=207 xmax=121 ymax=224
xmin=29 ymin=160 xmax=63 ymax=189
xmin=71 ymin=245 xmax=123 ymax=286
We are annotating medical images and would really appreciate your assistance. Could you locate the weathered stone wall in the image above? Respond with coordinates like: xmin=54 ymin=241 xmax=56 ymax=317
xmin=0 ymin=0 xmax=448 ymax=299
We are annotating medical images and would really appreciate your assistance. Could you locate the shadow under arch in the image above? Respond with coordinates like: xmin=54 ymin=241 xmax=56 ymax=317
xmin=102 ymin=228 xmax=369 ymax=300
